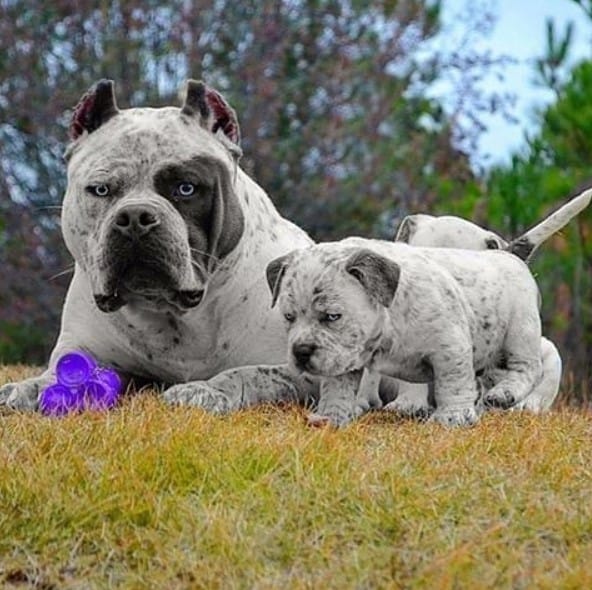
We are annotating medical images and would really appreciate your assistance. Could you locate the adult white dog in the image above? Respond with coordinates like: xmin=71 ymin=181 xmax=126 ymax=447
xmin=0 ymin=79 xmax=313 ymax=410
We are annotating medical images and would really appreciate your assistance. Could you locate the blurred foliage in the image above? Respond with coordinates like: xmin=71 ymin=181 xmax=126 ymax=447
xmin=3 ymin=0 xmax=590 ymax=402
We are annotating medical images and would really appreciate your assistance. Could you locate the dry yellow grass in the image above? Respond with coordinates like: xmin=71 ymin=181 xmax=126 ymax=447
xmin=1 ymin=365 xmax=592 ymax=589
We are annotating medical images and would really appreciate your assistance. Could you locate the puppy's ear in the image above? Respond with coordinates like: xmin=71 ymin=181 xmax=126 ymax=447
xmin=345 ymin=249 xmax=400 ymax=307
xmin=69 ymin=79 xmax=119 ymax=141
xmin=181 ymin=80 xmax=241 ymax=146
xmin=484 ymin=235 xmax=506 ymax=250
xmin=266 ymin=253 xmax=292 ymax=308
xmin=394 ymin=214 xmax=433 ymax=243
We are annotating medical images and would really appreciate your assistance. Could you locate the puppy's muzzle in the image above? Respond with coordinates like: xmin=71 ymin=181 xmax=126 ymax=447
xmin=113 ymin=204 xmax=161 ymax=239
xmin=292 ymin=343 xmax=317 ymax=371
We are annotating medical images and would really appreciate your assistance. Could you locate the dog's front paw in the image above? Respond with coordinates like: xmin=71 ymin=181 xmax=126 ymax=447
xmin=483 ymin=385 xmax=515 ymax=409
xmin=162 ymin=382 xmax=232 ymax=414
xmin=430 ymin=406 xmax=478 ymax=427
xmin=0 ymin=375 xmax=52 ymax=412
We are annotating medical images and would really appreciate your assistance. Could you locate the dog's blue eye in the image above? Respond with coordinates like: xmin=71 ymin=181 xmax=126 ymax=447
xmin=87 ymin=184 xmax=110 ymax=197
xmin=175 ymin=182 xmax=196 ymax=198
xmin=284 ymin=312 xmax=296 ymax=323
xmin=322 ymin=313 xmax=341 ymax=323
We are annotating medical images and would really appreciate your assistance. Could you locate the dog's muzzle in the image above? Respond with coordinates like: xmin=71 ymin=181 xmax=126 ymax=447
xmin=92 ymin=203 xmax=204 ymax=313
xmin=292 ymin=343 xmax=318 ymax=372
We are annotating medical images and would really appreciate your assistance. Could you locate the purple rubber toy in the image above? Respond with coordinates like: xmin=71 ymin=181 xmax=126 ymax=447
xmin=56 ymin=351 xmax=97 ymax=387
xmin=39 ymin=384 xmax=82 ymax=416
xmin=39 ymin=351 xmax=123 ymax=416
xmin=85 ymin=368 xmax=122 ymax=410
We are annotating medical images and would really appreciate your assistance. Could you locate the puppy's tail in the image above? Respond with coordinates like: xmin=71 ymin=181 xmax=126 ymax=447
xmin=506 ymin=187 xmax=592 ymax=261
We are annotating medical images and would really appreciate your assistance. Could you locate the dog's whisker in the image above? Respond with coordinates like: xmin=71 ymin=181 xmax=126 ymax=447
xmin=190 ymin=247 xmax=219 ymax=262
xmin=48 ymin=266 xmax=75 ymax=281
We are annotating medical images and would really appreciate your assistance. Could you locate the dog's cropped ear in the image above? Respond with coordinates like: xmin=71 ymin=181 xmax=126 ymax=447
xmin=69 ymin=79 xmax=119 ymax=141
xmin=181 ymin=80 xmax=241 ymax=146
xmin=345 ymin=249 xmax=400 ymax=308
xmin=266 ymin=253 xmax=293 ymax=308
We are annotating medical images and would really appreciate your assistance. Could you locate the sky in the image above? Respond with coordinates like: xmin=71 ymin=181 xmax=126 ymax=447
xmin=436 ymin=0 xmax=592 ymax=168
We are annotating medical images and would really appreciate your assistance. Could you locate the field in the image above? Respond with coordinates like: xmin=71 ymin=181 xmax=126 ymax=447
xmin=1 ymin=365 xmax=591 ymax=589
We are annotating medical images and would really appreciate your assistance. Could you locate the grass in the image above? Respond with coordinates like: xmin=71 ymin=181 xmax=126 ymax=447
xmin=1 ymin=365 xmax=592 ymax=589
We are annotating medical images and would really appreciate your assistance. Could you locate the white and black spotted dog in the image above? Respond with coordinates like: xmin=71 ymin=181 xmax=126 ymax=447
xmin=262 ymin=237 xmax=546 ymax=427
xmin=387 ymin=188 xmax=591 ymax=416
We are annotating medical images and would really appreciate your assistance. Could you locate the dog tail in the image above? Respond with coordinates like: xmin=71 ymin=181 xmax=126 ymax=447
xmin=506 ymin=187 xmax=592 ymax=261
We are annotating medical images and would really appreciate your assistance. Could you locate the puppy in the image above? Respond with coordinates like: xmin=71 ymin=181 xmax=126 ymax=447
xmin=266 ymin=238 xmax=544 ymax=427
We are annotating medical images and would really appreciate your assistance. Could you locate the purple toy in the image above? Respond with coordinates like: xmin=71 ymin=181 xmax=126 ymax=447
xmin=39 ymin=351 xmax=123 ymax=416
xmin=56 ymin=351 xmax=97 ymax=387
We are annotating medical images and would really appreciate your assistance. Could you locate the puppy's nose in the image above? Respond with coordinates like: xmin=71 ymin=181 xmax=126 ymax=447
xmin=292 ymin=343 xmax=317 ymax=367
xmin=113 ymin=206 xmax=160 ymax=238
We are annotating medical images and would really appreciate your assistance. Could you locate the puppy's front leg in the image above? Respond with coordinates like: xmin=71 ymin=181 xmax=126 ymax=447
xmin=163 ymin=365 xmax=318 ymax=413
xmin=356 ymin=369 xmax=383 ymax=413
xmin=308 ymin=370 xmax=364 ymax=428
xmin=430 ymin=343 xmax=479 ymax=427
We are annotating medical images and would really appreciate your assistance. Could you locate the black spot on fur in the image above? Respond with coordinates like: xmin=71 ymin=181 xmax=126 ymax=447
xmin=167 ymin=314 xmax=179 ymax=331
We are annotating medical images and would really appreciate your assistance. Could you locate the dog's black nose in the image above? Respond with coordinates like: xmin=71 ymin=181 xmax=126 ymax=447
xmin=113 ymin=206 xmax=160 ymax=238
xmin=292 ymin=343 xmax=317 ymax=367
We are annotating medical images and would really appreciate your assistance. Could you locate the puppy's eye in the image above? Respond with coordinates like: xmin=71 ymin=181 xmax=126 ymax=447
xmin=322 ymin=313 xmax=342 ymax=323
xmin=86 ymin=184 xmax=110 ymax=197
xmin=174 ymin=182 xmax=196 ymax=199
xmin=284 ymin=312 xmax=296 ymax=323
xmin=485 ymin=238 xmax=500 ymax=250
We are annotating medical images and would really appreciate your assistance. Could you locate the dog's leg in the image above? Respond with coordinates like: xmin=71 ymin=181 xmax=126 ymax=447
xmin=355 ymin=369 xmax=383 ymax=413
xmin=162 ymin=364 xmax=318 ymax=413
xmin=512 ymin=337 xmax=561 ymax=412
xmin=483 ymin=312 xmax=543 ymax=409
xmin=307 ymin=370 xmax=364 ymax=427
xmin=429 ymin=337 xmax=479 ymax=427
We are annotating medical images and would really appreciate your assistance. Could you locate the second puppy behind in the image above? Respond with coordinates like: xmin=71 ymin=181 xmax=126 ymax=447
xmin=390 ymin=187 xmax=591 ymax=414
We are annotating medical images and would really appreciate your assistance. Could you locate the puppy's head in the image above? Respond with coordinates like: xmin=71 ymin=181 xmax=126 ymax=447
xmin=266 ymin=245 xmax=399 ymax=377
xmin=395 ymin=214 xmax=507 ymax=251
xmin=62 ymin=80 xmax=244 ymax=315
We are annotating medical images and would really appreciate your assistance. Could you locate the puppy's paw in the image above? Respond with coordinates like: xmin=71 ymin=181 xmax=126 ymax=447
xmin=384 ymin=398 xmax=433 ymax=421
xmin=484 ymin=386 xmax=516 ymax=409
xmin=0 ymin=375 xmax=52 ymax=412
xmin=162 ymin=382 xmax=232 ymax=414
xmin=430 ymin=406 xmax=478 ymax=427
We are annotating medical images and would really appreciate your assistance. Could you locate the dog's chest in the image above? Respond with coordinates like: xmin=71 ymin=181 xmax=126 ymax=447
xmin=113 ymin=308 xmax=224 ymax=381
